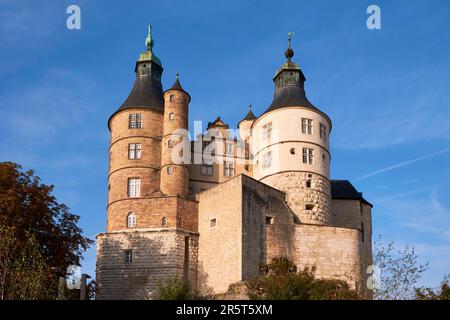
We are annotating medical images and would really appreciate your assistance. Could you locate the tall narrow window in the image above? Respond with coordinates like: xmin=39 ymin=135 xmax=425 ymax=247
xmin=361 ymin=222 xmax=365 ymax=242
xmin=167 ymin=166 xmax=174 ymax=175
xmin=127 ymin=178 xmax=141 ymax=198
xmin=302 ymin=148 xmax=314 ymax=164
xmin=224 ymin=161 xmax=235 ymax=177
xmin=201 ymin=163 xmax=213 ymax=176
xmin=306 ymin=179 xmax=312 ymax=188
xmin=169 ymin=94 xmax=175 ymax=102
xmin=262 ymin=122 xmax=272 ymax=141
xmin=124 ymin=250 xmax=133 ymax=263
xmin=127 ymin=212 xmax=136 ymax=228
xmin=301 ymin=118 xmax=313 ymax=134
xmin=162 ymin=217 xmax=168 ymax=227
xmin=129 ymin=113 xmax=142 ymax=129
xmin=178 ymin=217 xmax=183 ymax=227
xmin=262 ymin=151 xmax=272 ymax=168
xmin=225 ymin=143 xmax=234 ymax=155
xmin=128 ymin=143 xmax=142 ymax=159
xmin=320 ymin=123 xmax=327 ymax=141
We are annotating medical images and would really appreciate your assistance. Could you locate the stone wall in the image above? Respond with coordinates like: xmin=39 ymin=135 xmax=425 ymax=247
xmin=96 ymin=229 xmax=198 ymax=300
xmin=262 ymin=171 xmax=331 ymax=225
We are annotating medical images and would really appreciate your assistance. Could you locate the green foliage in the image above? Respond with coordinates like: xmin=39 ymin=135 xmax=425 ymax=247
xmin=157 ymin=277 xmax=196 ymax=300
xmin=415 ymin=275 xmax=450 ymax=300
xmin=0 ymin=162 xmax=93 ymax=300
xmin=373 ymin=236 xmax=428 ymax=300
xmin=246 ymin=258 xmax=359 ymax=300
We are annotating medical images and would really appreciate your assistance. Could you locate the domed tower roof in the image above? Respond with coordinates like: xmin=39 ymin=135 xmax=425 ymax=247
xmin=108 ymin=25 xmax=164 ymax=129
xmin=262 ymin=32 xmax=318 ymax=115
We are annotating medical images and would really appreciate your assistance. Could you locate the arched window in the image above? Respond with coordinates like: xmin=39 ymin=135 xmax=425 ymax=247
xmin=162 ymin=217 xmax=168 ymax=227
xmin=127 ymin=212 xmax=136 ymax=228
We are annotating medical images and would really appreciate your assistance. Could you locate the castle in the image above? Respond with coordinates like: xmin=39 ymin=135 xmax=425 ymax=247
xmin=96 ymin=27 xmax=373 ymax=299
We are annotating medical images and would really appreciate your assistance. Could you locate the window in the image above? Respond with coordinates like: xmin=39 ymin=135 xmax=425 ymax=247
xmin=210 ymin=218 xmax=217 ymax=228
xmin=168 ymin=140 xmax=174 ymax=148
xmin=178 ymin=217 xmax=183 ymax=227
xmin=128 ymin=143 xmax=142 ymax=159
xmin=169 ymin=94 xmax=175 ymax=102
xmin=127 ymin=212 xmax=136 ymax=228
xmin=290 ymin=148 xmax=295 ymax=155
xmin=162 ymin=217 xmax=168 ymax=227
xmin=167 ymin=166 xmax=173 ymax=175
xmin=266 ymin=216 xmax=274 ymax=225
xmin=201 ymin=163 xmax=213 ymax=176
xmin=320 ymin=123 xmax=327 ymax=141
xmin=322 ymin=153 xmax=326 ymax=161
xmin=302 ymin=148 xmax=314 ymax=164
xmin=225 ymin=143 xmax=234 ymax=155
xmin=306 ymin=179 xmax=312 ymax=188
xmin=301 ymin=118 xmax=313 ymax=134
xmin=124 ymin=250 xmax=133 ymax=263
xmin=262 ymin=122 xmax=272 ymax=141
xmin=361 ymin=222 xmax=365 ymax=242
xmin=305 ymin=204 xmax=314 ymax=210
xmin=224 ymin=161 xmax=235 ymax=177
xmin=127 ymin=178 xmax=141 ymax=198
xmin=262 ymin=151 xmax=272 ymax=168
xmin=129 ymin=113 xmax=142 ymax=129
xmin=169 ymin=112 xmax=175 ymax=121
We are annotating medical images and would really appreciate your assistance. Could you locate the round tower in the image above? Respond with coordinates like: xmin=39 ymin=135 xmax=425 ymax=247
xmin=252 ymin=34 xmax=332 ymax=225
xmin=160 ymin=74 xmax=190 ymax=197
xmin=107 ymin=26 xmax=164 ymax=232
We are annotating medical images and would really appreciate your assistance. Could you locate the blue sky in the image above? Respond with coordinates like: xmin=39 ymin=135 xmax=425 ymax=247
xmin=1 ymin=0 xmax=449 ymax=288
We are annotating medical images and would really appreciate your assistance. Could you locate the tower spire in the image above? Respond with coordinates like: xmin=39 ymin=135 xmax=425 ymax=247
xmin=285 ymin=32 xmax=295 ymax=61
xmin=145 ymin=25 xmax=154 ymax=51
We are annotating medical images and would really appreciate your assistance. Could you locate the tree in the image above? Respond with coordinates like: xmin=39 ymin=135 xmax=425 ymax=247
xmin=415 ymin=275 xmax=450 ymax=300
xmin=157 ymin=277 xmax=196 ymax=300
xmin=373 ymin=236 xmax=428 ymax=300
xmin=0 ymin=162 xmax=93 ymax=299
xmin=246 ymin=258 xmax=359 ymax=300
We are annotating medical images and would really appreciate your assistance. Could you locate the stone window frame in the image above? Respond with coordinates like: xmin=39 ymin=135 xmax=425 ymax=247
xmin=262 ymin=151 xmax=272 ymax=169
xmin=129 ymin=113 xmax=142 ymax=129
xmin=127 ymin=177 xmax=141 ymax=198
xmin=301 ymin=118 xmax=313 ymax=135
xmin=124 ymin=250 xmax=133 ymax=264
xmin=223 ymin=161 xmax=235 ymax=177
xmin=126 ymin=212 xmax=136 ymax=228
xmin=319 ymin=123 xmax=327 ymax=141
xmin=201 ymin=162 xmax=213 ymax=176
xmin=302 ymin=148 xmax=314 ymax=164
xmin=128 ymin=143 xmax=142 ymax=160
xmin=262 ymin=122 xmax=272 ymax=141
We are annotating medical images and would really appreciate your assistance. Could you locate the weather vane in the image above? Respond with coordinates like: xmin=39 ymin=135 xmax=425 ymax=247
xmin=288 ymin=32 xmax=295 ymax=48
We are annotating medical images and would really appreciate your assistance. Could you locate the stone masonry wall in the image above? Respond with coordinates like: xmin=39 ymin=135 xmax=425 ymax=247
xmin=96 ymin=229 xmax=198 ymax=300
xmin=262 ymin=171 xmax=331 ymax=225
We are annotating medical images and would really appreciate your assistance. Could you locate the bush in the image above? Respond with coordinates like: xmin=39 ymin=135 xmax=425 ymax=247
xmin=246 ymin=258 xmax=359 ymax=300
xmin=157 ymin=277 xmax=196 ymax=300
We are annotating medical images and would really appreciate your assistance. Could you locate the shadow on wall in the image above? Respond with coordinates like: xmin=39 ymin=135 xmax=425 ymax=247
xmin=96 ymin=232 xmax=195 ymax=300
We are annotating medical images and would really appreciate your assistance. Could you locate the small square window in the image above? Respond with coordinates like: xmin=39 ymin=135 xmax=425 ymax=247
xmin=305 ymin=204 xmax=314 ymax=210
xmin=210 ymin=218 xmax=217 ymax=228
xmin=169 ymin=113 xmax=175 ymax=121
xmin=266 ymin=216 xmax=274 ymax=225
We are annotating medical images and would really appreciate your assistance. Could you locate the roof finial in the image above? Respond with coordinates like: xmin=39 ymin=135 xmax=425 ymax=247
xmin=145 ymin=25 xmax=154 ymax=51
xmin=249 ymin=104 xmax=252 ymax=110
xmin=176 ymin=72 xmax=179 ymax=80
xmin=285 ymin=32 xmax=295 ymax=60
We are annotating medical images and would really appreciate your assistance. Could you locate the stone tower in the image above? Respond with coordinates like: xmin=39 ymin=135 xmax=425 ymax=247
xmin=160 ymin=75 xmax=191 ymax=197
xmin=251 ymin=35 xmax=332 ymax=225
xmin=107 ymin=25 xmax=164 ymax=231
xmin=96 ymin=27 xmax=199 ymax=299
